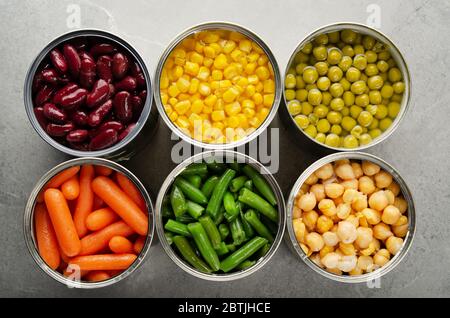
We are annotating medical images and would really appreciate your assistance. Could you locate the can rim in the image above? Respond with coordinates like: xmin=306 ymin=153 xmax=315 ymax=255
xmin=283 ymin=22 xmax=412 ymax=152
xmin=24 ymin=28 xmax=153 ymax=158
xmin=155 ymin=150 xmax=286 ymax=281
xmin=153 ymin=21 xmax=282 ymax=150
xmin=23 ymin=157 xmax=155 ymax=288
xmin=285 ymin=151 xmax=416 ymax=283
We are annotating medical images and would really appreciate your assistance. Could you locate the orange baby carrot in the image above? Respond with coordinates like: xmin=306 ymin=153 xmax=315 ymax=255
xmin=84 ymin=271 xmax=111 ymax=282
xmin=92 ymin=176 xmax=148 ymax=236
xmin=73 ymin=165 xmax=95 ymax=238
xmin=34 ymin=203 xmax=60 ymax=270
xmin=69 ymin=254 xmax=137 ymax=271
xmin=134 ymin=236 xmax=146 ymax=254
xmin=59 ymin=246 xmax=71 ymax=264
xmin=95 ymin=165 xmax=113 ymax=176
xmin=44 ymin=189 xmax=81 ymax=257
xmin=46 ymin=166 xmax=80 ymax=189
xmin=109 ymin=236 xmax=134 ymax=254
xmin=61 ymin=176 xmax=80 ymax=200
xmin=116 ymin=172 xmax=147 ymax=212
xmin=93 ymin=195 xmax=104 ymax=210
xmin=80 ymin=221 xmax=134 ymax=256
xmin=85 ymin=208 xmax=119 ymax=232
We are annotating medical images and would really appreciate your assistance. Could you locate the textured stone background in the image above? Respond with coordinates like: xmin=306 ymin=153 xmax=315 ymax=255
xmin=0 ymin=0 xmax=449 ymax=297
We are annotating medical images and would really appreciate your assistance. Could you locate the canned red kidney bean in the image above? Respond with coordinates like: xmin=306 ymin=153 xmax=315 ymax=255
xmin=31 ymin=36 xmax=148 ymax=151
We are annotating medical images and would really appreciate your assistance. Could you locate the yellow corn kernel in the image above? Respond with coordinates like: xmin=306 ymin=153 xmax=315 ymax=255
xmin=263 ymin=94 xmax=275 ymax=107
xmin=255 ymin=66 xmax=270 ymax=80
xmin=189 ymin=93 xmax=201 ymax=102
xmin=227 ymin=115 xmax=240 ymax=128
xmin=257 ymin=107 xmax=270 ymax=122
xmin=211 ymin=110 xmax=225 ymax=122
xmin=188 ymin=78 xmax=200 ymax=94
xmin=176 ymin=115 xmax=190 ymax=129
xmin=189 ymin=52 xmax=203 ymax=65
xmin=204 ymin=94 xmax=218 ymax=107
xmin=255 ymin=82 xmax=264 ymax=93
xmin=169 ymin=111 xmax=178 ymax=122
xmin=237 ymin=113 xmax=249 ymax=128
xmin=163 ymin=104 xmax=173 ymax=115
xmin=219 ymin=80 xmax=232 ymax=89
xmin=248 ymin=74 xmax=259 ymax=85
xmin=191 ymin=99 xmax=204 ymax=114
xmin=198 ymin=83 xmax=211 ymax=96
xmin=160 ymin=92 xmax=169 ymax=105
xmin=257 ymin=55 xmax=269 ymax=66
xmin=229 ymin=31 xmax=245 ymax=42
xmin=230 ymin=49 xmax=245 ymax=62
xmin=253 ymin=93 xmax=263 ymax=105
xmin=263 ymin=79 xmax=275 ymax=94
xmin=243 ymin=107 xmax=256 ymax=119
xmin=242 ymin=99 xmax=255 ymax=109
xmin=172 ymin=48 xmax=186 ymax=59
xmin=236 ymin=77 xmax=248 ymax=88
xmin=212 ymin=121 xmax=225 ymax=130
xmin=185 ymin=62 xmax=199 ymax=77
xmin=247 ymin=53 xmax=260 ymax=63
xmin=249 ymin=117 xmax=261 ymax=128
xmin=204 ymin=32 xmax=220 ymax=43
xmin=174 ymin=100 xmax=191 ymax=115
xmin=223 ymin=100 xmax=240 ymax=116
xmin=223 ymin=86 xmax=240 ymax=103
xmin=203 ymin=57 xmax=213 ymax=67
xmin=178 ymin=93 xmax=190 ymax=101
xmin=212 ymin=70 xmax=223 ymax=81
xmin=188 ymin=113 xmax=202 ymax=125
xmin=183 ymin=38 xmax=196 ymax=51
xmin=176 ymin=77 xmax=190 ymax=93
xmin=245 ymin=62 xmax=257 ymax=75
xmin=203 ymin=46 xmax=216 ymax=58
xmin=202 ymin=104 xmax=213 ymax=114
xmin=174 ymin=57 xmax=185 ymax=66
xmin=223 ymin=40 xmax=236 ymax=54
xmin=214 ymin=54 xmax=228 ymax=69
xmin=160 ymin=70 xmax=169 ymax=89
xmin=173 ymin=65 xmax=184 ymax=79
xmin=245 ymin=85 xmax=256 ymax=97
xmin=168 ymin=84 xmax=180 ymax=98
xmin=214 ymin=99 xmax=224 ymax=111
xmin=169 ymin=97 xmax=178 ymax=106
xmin=210 ymin=42 xmax=222 ymax=54
xmin=238 ymin=39 xmax=252 ymax=53
xmin=224 ymin=65 xmax=239 ymax=79
xmin=197 ymin=66 xmax=210 ymax=81
xmin=210 ymin=81 xmax=220 ymax=91
xmin=194 ymin=41 xmax=204 ymax=53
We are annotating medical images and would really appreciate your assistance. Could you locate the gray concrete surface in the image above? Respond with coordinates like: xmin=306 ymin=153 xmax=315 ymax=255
xmin=0 ymin=0 xmax=449 ymax=297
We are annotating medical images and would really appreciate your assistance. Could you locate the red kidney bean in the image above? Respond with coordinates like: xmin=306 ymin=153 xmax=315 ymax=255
xmin=88 ymin=99 xmax=113 ymax=127
xmin=131 ymin=95 xmax=143 ymax=115
xmin=89 ymin=128 xmax=118 ymax=150
xmin=99 ymin=120 xmax=124 ymax=133
xmin=53 ymin=83 xmax=78 ymax=105
xmin=139 ymin=90 xmax=147 ymax=101
xmin=46 ymin=122 xmax=75 ymax=137
xmin=43 ymin=103 xmax=67 ymax=123
xmin=34 ymin=106 xmax=48 ymax=129
xmin=66 ymin=129 xmax=89 ymax=143
xmin=136 ymin=73 xmax=146 ymax=89
xmin=60 ymin=88 xmax=87 ymax=110
xmin=96 ymin=55 xmax=113 ymax=82
xmin=49 ymin=49 xmax=68 ymax=74
xmin=86 ymin=79 xmax=110 ymax=108
xmin=71 ymin=110 xmax=89 ymax=126
xmin=41 ymin=69 xmax=60 ymax=84
xmin=90 ymin=43 xmax=117 ymax=57
xmin=79 ymin=58 xmax=96 ymax=89
xmin=79 ymin=51 xmax=94 ymax=62
xmin=109 ymin=83 xmax=116 ymax=96
xmin=112 ymin=53 xmax=129 ymax=80
xmin=35 ymin=85 xmax=55 ymax=106
xmin=113 ymin=91 xmax=132 ymax=123
xmin=130 ymin=61 xmax=141 ymax=77
xmin=63 ymin=44 xmax=81 ymax=78
xmin=118 ymin=123 xmax=136 ymax=142
xmin=32 ymin=72 xmax=44 ymax=95
xmin=115 ymin=76 xmax=137 ymax=92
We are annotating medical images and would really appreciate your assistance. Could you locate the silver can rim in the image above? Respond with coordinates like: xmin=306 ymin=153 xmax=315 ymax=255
xmin=24 ymin=28 xmax=154 ymax=157
xmin=23 ymin=157 xmax=155 ymax=288
xmin=283 ymin=22 xmax=412 ymax=152
xmin=153 ymin=21 xmax=282 ymax=150
xmin=286 ymin=151 xmax=416 ymax=283
xmin=155 ymin=150 xmax=286 ymax=281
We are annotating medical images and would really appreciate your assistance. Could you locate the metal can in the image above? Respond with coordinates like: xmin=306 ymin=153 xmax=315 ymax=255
xmin=24 ymin=29 xmax=158 ymax=161
xmin=154 ymin=22 xmax=282 ymax=150
xmin=282 ymin=22 xmax=411 ymax=152
xmin=286 ymin=152 xmax=416 ymax=283
xmin=155 ymin=150 xmax=286 ymax=281
xmin=24 ymin=157 xmax=155 ymax=288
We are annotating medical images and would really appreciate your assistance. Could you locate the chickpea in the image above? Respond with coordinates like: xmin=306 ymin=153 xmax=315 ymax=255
xmin=300 ymin=243 xmax=311 ymax=256
xmin=317 ymin=215 xmax=334 ymax=234
xmin=310 ymin=184 xmax=326 ymax=201
xmin=331 ymin=224 xmax=338 ymax=233
xmin=319 ymin=245 xmax=335 ymax=259
xmin=341 ymin=179 xmax=359 ymax=190
xmin=306 ymin=232 xmax=325 ymax=252
xmin=369 ymin=190 xmax=389 ymax=211
xmin=355 ymin=227 xmax=373 ymax=249
xmin=386 ymin=181 xmax=400 ymax=196
xmin=300 ymin=183 xmax=310 ymax=194
xmin=358 ymin=214 xmax=369 ymax=228
xmin=293 ymin=218 xmax=307 ymax=243
xmin=322 ymin=176 xmax=338 ymax=185
xmin=335 ymin=163 xmax=355 ymax=180
xmin=321 ymin=252 xmax=340 ymax=269
xmin=339 ymin=242 xmax=356 ymax=255
xmin=325 ymin=183 xmax=345 ymax=199
xmin=349 ymin=265 xmax=363 ymax=276
xmin=360 ymin=239 xmax=378 ymax=256
xmin=338 ymin=255 xmax=357 ymax=272
xmin=337 ymin=220 xmax=357 ymax=244
xmin=394 ymin=197 xmax=408 ymax=214
xmin=303 ymin=210 xmax=319 ymax=231
xmin=357 ymin=255 xmax=374 ymax=271
xmin=381 ymin=205 xmax=401 ymax=225
xmin=335 ymin=159 xmax=350 ymax=166
xmin=343 ymin=189 xmax=359 ymax=204
xmin=351 ymin=162 xmax=364 ymax=178
xmin=359 ymin=176 xmax=376 ymax=194
xmin=373 ymin=223 xmax=393 ymax=240
xmin=293 ymin=206 xmax=302 ymax=219
xmin=385 ymin=236 xmax=404 ymax=255
xmin=373 ymin=251 xmax=390 ymax=267
xmin=346 ymin=215 xmax=360 ymax=228
xmin=315 ymin=163 xmax=334 ymax=180
xmin=322 ymin=231 xmax=339 ymax=247
xmin=333 ymin=196 xmax=344 ymax=206
xmin=362 ymin=208 xmax=381 ymax=225
xmin=392 ymin=223 xmax=408 ymax=238
xmin=327 ymin=267 xmax=343 ymax=275
xmin=374 ymin=170 xmax=393 ymax=188
xmin=337 ymin=203 xmax=352 ymax=219
xmin=362 ymin=160 xmax=381 ymax=176
xmin=298 ymin=192 xmax=317 ymax=211
xmin=318 ymin=199 xmax=337 ymax=217
xmin=384 ymin=190 xmax=395 ymax=205
xmin=352 ymin=194 xmax=368 ymax=211
xmin=310 ymin=253 xmax=324 ymax=268
xmin=305 ymin=172 xmax=319 ymax=185
xmin=394 ymin=215 xmax=408 ymax=226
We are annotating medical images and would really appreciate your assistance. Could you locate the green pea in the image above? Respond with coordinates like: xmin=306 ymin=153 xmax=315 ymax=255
xmin=338 ymin=56 xmax=353 ymax=71
xmin=354 ymin=45 xmax=365 ymax=55
xmin=308 ymin=89 xmax=323 ymax=106
xmin=317 ymin=77 xmax=331 ymax=91
xmin=295 ymin=52 xmax=309 ymax=64
xmin=325 ymin=133 xmax=340 ymax=147
xmin=322 ymin=92 xmax=332 ymax=105
xmin=308 ymin=113 xmax=318 ymax=125
xmin=315 ymin=34 xmax=329 ymax=45
xmin=303 ymin=66 xmax=319 ymax=84
xmin=327 ymin=47 xmax=342 ymax=65
xmin=365 ymin=50 xmax=378 ymax=63
xmin=301 ymin=43 xmax=313 ymax=54
xmin=351 ymin=125 xmax=363 ymax=138
xmin=330 ymin=98 xmax=344 ymax=111
xmin=379 ymin=118 xmax=393 ymax=131
xmin=285 ymin=74 xmax=296 ymax=89
xmin=313 ymin=105 xmax=329 ymax=118
xmin=351 ymin=80 xmax=367 ymax=95
xmin=287 ymin=100 xmax=302 ymax=116
xmin=304 ymin=124 xmax=317 ymax=138
xmin=366 ymin=105 xmax=378 ymax=116
xmin=374 ymin=104 xmax=388 ymax=119
xmin=328 ymin=66 xmax=343 ymax=82
xmin=350 ymin=105 xmax=363 ymax=119
xmin=328 ymin=31 xmax=340 ymax=43
xmin=301 ymin=102 xmax=313 ymax=115
xmin=377 ymin=60 xmax=389 ymax=73
xmin=393 ymin=82 xmax=405 ymax=94
xmin=378 ymin=50 xmax=391 ymax=61
xmin=296 ymin=76 xmax=306 ymax=89
xmin=285 ymin=89 xmax=296 ymax=101
xmin=341 ymin=29 xmax=358 ymax=44
xmin=342 ymin=45 xmax=355 ymax=57
xmin=330 ymin=124 xmax=342 ymax=135
xmin=317 ymin=119 xmax=331 ymax=133
xmin=353 ymin=54 xmax=367 ymax=70
xmin=315 ymin=62 xmax=329 ymax=76
xmin=343 ymin=135 xmax=359 ymax=148
xmin=392 ymin=94 xmax=403 ymax=103
xmin=369 ymin=91 xmax=382 ymax=104
xmin=362 ymin=35 xmax=376 ymax=50
xmin=381 ymin=85 xmax=394 ymax=99
xmin=329 ymin=83 xmax=344 ymax=97
xmin=327 ymin=111 xmax=342 ymax=125
xmin=346 ymin=67 xmax=361 ymax=83
xmin=365 ymin=64 xmax=379 ymax=76
xmin=369 ymin=117 xmax=379 ymax=129
xmin=355 ymin=94 xmax=370 ymax=107
xmin=296 ymin=89 xmax=308 ymax=101
xmin=369 ymin=128 xmax=382 ymax=139
xmin=359 ymin=133 xmax=373 ymax=145
xmin=342 ymin=116 xmax=357 ymax=132
xmin=313 ymin=46 xmax=328 ymax=61
xmin=294 ymin=114 xmax=310 ymax=129
xmin=296 ymin=63 xmax=308 ymax=75
xmin=341 ymin=106 xmax=350 ymax=116
xmin=356 ymin=111 xmax=372 ymax=127
xmin=388 ymin=102 xmax=401 ymax=118
xmin=315 ymin=132 xmax=326 ymax=143
xmin=343 ymin=91 xmax=355 ymax=106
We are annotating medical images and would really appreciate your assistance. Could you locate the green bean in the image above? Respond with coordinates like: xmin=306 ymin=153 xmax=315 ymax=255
xmin=218 ymin=223 xmax=230 ymax=240
xmin=244 ymin=179 xmax=253 ymax=191
xmin=230 ymin=217 xmax=246 ymax=245
xmin=238 ymin=188 xmax=278 ymax=222
xmin=201 ymin=176 xmax=219 ymax=199
xmin=230 ymin=176 xmax=248 ymax=193
xmin=164 ymin=219 xmax=192 ymax=237
xmin=240 ymin=206 xmax=255 ymax=239
xmin=165 ymin=232 xmax=174 ymax=245
xmin=199 ymin=215 xmax=222 ymax=249
xmin=223 ymin=191 xmax=239 ymax=219
xmin=214 ymin=206 xmax=225 ymax=225
xmin=186 ymin=200 xmax=204 ymax=219
xmin=187 ymin=222 xmax=220 ymax=271
xmin=236 ymin=260 xmax=256 ymax=271
xmin=220 ymin=237 xmax=268 ymax=273
xmin=242 ymin=165 xmax=277 ymax=206
xmin=206 ymin=169 xmax=236 ymax=219
xmin=174 ymin=177 xmax=208 ymax=205
xmin=180 ymin=163 xmax=208 ymax=176
xmin=173 ymin=236 xmax=212 ymax=273
xmin=226 ymin=243 xmax=236 ymax=252
xmin=175 ymin=214 xmax=196 ymax=224
xmin=228 ymin=162 xmax=242 ymax=172
xmin=170 ymin=185 xmax=187 ymax=218
xmin=162 ymin=196 xmax=174 ymax=219
xmin=186 ymin=175 xmax=202 ymax=188
xmin=244 ymin=210 xmax=274 ymax=242
xmin=207 ymin=161 xmax=227 ymax=173
xmin=214 ymin=242 xmax=229 ymax=256
xmin=256 ymin=243 xmax=271 ymax=259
